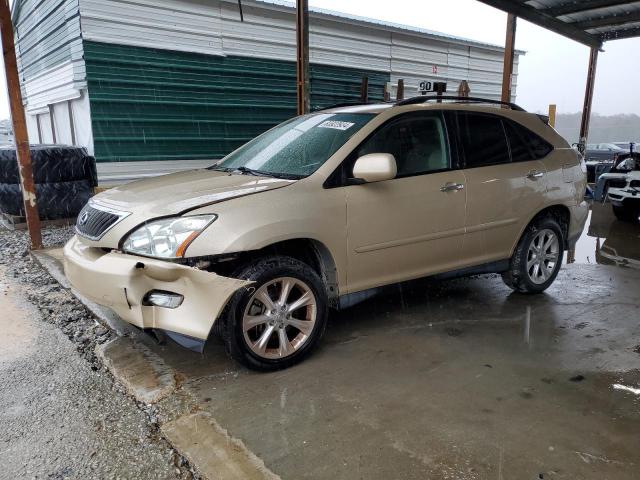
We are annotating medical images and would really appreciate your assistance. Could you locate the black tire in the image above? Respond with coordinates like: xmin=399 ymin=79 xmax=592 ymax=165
xmin=0 ymin=180 xmax=93 ymax=220
xmin=222 ymin=255 xmax=328 ymax=371
xmin=501 ymin=215 xmax=565 ymax=294
xmin=612 ymin=204 xmax=639 ymax=223
xmin=0 ymin=146 xmax=97 ymax=186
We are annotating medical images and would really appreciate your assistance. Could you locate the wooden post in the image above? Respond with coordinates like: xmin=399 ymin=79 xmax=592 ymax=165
xmin=457 ymin=80 xmax=470 ymax=97
xmin=501 ymin=14 xmax=517 ymax=104
xmin=296 ymin=0 xmax=310 ymax=115
xmin=383 ymin=83 xmax=390 ymax=102
xmin=548 ymin=104 xmax=557 ymax=128
xmin=396 ymin=79 xmax=404 ymax=101
xmin=359 ymin=76 xmax=368 ymax=104
xmin=435 ymin=82 xmax=446 ymax=103
xmin=68 ymin=100 xmax=76 ymax=145
xmin=48 ymin=104 xmax=56 ymax=143
xmin=578 ymin=47 xmax=599 ymax=155
xmin=0 ymin=0 xmax=42 ymax=249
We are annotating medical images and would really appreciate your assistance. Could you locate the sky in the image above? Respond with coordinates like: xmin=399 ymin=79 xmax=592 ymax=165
xmin=1 ymin=0 xmax=639 ymax=120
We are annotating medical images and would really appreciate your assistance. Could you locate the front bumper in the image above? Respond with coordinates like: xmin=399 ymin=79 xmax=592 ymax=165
xmin=63 ymin=236 xmax=251 ymax=344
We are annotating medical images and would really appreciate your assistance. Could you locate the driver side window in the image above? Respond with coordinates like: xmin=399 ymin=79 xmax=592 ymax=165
xmin=354 ymin=113 xmax=450 ymax=178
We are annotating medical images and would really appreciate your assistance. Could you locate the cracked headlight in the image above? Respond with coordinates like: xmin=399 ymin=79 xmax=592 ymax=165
xmin=122 ymin=215 xmax=217 ymax=259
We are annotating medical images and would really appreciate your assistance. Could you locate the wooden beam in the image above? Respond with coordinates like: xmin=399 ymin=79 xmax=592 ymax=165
xmin=48 ymin=104 xmax=56 ymax=143
xmin=600 ymin=26 xmax=640 ymax=41
xmin=578 ymin=47 xmax=599 ymax=155
xmin=501 ymin=14 xmax=517 ymax=104
xmin=548 ymin=104 xmax=557 ymax=128
xmin=544 ymin=0 xmax=627 ymax=17
xmin=295 ymin=0 xmax=310 ymax=115
xmin=359 ymin=75 xmax=368 ymax=104
xmin=572 ymin=11 xmax=640 ymax=30
xmin=0 ymin=0 xmax=42 ymax=249
xmin=476 ymin=0 xmax=602 ymax=48
xmin=67 ymin=100 xmax=76 ymax=145
xmin=396 ymin=79 xmax=404 ymax=101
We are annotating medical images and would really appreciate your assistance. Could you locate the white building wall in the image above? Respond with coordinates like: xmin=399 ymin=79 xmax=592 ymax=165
xmin=78 ymin=0 xmax=522 ymax=101
xmin=19 ymin=0 xmax=521 ymax=160
xmin=79 ymin=0 xmax=224 ymax=56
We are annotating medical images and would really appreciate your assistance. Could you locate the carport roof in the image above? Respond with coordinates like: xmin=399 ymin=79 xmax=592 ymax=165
xmin=477 ymin=0 xmax=640 ymax=48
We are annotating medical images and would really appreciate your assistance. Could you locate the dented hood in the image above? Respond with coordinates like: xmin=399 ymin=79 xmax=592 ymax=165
xmin=94 ymin=169 xmax=296 ymax=217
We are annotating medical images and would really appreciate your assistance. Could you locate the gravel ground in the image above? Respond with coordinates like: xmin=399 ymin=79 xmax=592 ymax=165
xmin=0 ymin=225 xmax=198 ymax=480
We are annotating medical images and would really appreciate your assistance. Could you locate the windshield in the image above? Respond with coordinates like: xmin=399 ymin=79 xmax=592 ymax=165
xmin=211 ymin=113 xmax=375 ymax=178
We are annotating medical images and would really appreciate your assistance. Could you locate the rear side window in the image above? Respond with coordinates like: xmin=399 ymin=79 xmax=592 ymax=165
xmin=456 ymin=112 xmax=510 ymax=168
xmin=504 ymin=120 xmax=553 ymax=162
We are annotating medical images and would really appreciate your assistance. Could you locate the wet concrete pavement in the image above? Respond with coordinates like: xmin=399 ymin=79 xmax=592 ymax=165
xmin=34 ymin=203 xmax=640 ymax=479
xmin=0 ymin=267 xmax=180 ymax=480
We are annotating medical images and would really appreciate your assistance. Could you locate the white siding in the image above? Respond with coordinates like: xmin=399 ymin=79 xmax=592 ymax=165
xmin=79 ymin=0 xmax=224 ymax=56
xmin=78 ymin=0 xmax=522 ymax=100
xmin=22 ymin=60 xmax=83 ymax=112
xmin=25 ymin=91 xmax=93 ymax=153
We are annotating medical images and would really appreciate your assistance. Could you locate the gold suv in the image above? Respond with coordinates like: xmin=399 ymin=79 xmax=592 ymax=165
xmin=64 ymin=97 xmax=588 ymax=370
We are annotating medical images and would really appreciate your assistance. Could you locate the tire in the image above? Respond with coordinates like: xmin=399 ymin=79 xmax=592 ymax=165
xmin=0 ymin=146 xmax=97 ymax=186
xmin=501 ymin=215 xmax=565 ymax=294
xmin=612 ymin=204 xmax=639 ymax=223
xmin=222 ymin=255 xmax=328 ymax=371
xmin=0 ymin=180 xmax=93 ymax=219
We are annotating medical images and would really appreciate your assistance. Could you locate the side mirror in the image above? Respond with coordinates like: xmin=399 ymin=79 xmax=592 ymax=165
xmin=351 ymin=153 xmax=397 ymax=184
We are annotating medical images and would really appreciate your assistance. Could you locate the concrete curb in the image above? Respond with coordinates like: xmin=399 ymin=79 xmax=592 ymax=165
xmin=162 ymin=412 xmax=281 ymax=480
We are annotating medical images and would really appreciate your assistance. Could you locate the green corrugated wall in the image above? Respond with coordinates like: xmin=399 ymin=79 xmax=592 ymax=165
xmin=83 ymin=41 xmax=389 ymax=163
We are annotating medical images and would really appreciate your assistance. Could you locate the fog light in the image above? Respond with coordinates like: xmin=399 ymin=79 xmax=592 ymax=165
xmin=143 ymin=290 xmax=184 ymax=309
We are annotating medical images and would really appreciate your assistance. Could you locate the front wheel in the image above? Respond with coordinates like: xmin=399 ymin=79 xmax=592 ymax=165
xmin=502 ymin=216 xmax=564 ymax=294
xmin=222 ymin=256 xmax=328 ymax=371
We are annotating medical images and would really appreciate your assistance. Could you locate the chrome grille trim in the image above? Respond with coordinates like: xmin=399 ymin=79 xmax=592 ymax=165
xmin=75 ymin=202 xmax=131 ymax=241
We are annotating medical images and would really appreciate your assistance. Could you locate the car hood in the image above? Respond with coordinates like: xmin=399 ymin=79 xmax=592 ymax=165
xmin=93 ymin=169 xmax=297 ymax=217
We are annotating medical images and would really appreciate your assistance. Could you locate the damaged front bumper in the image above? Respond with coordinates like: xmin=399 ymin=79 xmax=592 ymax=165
xmin=63 ymin=235 xmax=251 ymax=351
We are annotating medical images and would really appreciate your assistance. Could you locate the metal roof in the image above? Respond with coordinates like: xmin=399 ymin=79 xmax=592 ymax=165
xmin=477 ymin=0 xmax=640 ymax=48
xmin=256 ymin=0 xmax=526 ymax=53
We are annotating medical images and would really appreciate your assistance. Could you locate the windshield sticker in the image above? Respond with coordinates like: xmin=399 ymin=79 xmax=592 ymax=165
xmin=317 ymin=120 xmax=355 ymax=131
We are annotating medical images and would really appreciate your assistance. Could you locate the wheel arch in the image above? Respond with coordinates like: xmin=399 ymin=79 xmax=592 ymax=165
xmin=514 ymin=204 xmax=571 ymax=254
xmin=242 ymin=238 xmax=340 ymax=307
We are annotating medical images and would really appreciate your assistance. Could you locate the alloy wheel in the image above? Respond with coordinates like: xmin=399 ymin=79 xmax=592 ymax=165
xmin=526 ymin=229 xmax=560 ymax=285
xmin=242 ymin=277 xmax=317 ymax=359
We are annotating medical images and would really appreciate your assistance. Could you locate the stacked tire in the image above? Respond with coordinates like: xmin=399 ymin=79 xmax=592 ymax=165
xmin=0 ymin=145 xmax=98 ymax=220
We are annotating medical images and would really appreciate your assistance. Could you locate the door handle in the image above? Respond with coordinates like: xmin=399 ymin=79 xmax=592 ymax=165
xmin=526 ymin=170 xmax=545 ymax=179
xmin=440 ymin=182 xmax=464 ymax=192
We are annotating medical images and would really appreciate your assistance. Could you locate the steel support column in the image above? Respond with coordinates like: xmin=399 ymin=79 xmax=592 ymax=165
xmin=501 ymin=14 xmax=517 ymax=103
xmin=296 ymin=0 xmax=310 ymax=115
xmin=0 ymin=0 xmax=42 ymax=249
xmin=578 ymin=47 xmax=599 ymax=155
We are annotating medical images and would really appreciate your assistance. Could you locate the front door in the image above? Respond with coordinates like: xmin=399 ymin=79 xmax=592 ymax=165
xmin=344 ymin=111 xmax=467 ymax=293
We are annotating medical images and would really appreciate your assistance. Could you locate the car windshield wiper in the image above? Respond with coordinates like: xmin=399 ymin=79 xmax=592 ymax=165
xmin=209 ymin=165 xmax=303 ymax=180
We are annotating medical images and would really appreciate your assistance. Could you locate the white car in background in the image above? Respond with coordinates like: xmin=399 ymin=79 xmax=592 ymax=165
xmin=597 ymin=155 xmax=640 ymax=222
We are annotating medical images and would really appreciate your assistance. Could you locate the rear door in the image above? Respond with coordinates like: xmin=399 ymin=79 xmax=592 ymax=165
xmin=454 ymin=111 xmax=549 ymax=265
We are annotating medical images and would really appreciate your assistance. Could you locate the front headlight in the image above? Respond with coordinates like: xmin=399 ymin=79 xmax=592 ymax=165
xmin=122 ymin=215 xmax=216 ymax=259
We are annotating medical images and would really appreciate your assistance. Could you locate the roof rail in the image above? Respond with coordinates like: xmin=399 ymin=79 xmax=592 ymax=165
xmin=312 ymin=101 xmax=369 ymax=112
xmin=395 ymin=95 xmax=526 ymax=111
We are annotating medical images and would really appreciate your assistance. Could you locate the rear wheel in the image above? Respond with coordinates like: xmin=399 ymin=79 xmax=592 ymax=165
xmin=502 ymin=216 xmax=564 ymax=294
xmin=612 ymin=204 xmax=640 ymax=223
xmin=222 ymin=256 xmax=328 ymax=371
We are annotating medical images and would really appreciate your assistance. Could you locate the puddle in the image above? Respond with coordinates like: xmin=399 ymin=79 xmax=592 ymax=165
xmin=569 ymin=202 xmax=640 ymax=268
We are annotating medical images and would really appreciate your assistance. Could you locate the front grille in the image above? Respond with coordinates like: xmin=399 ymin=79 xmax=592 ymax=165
xmin=76 ymin=203 xmax=128 ymax=240
xmin=608 ymin=179 xmax=628 ymax=189
xmin=631 ymin=180 xmax=640 ymax=188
